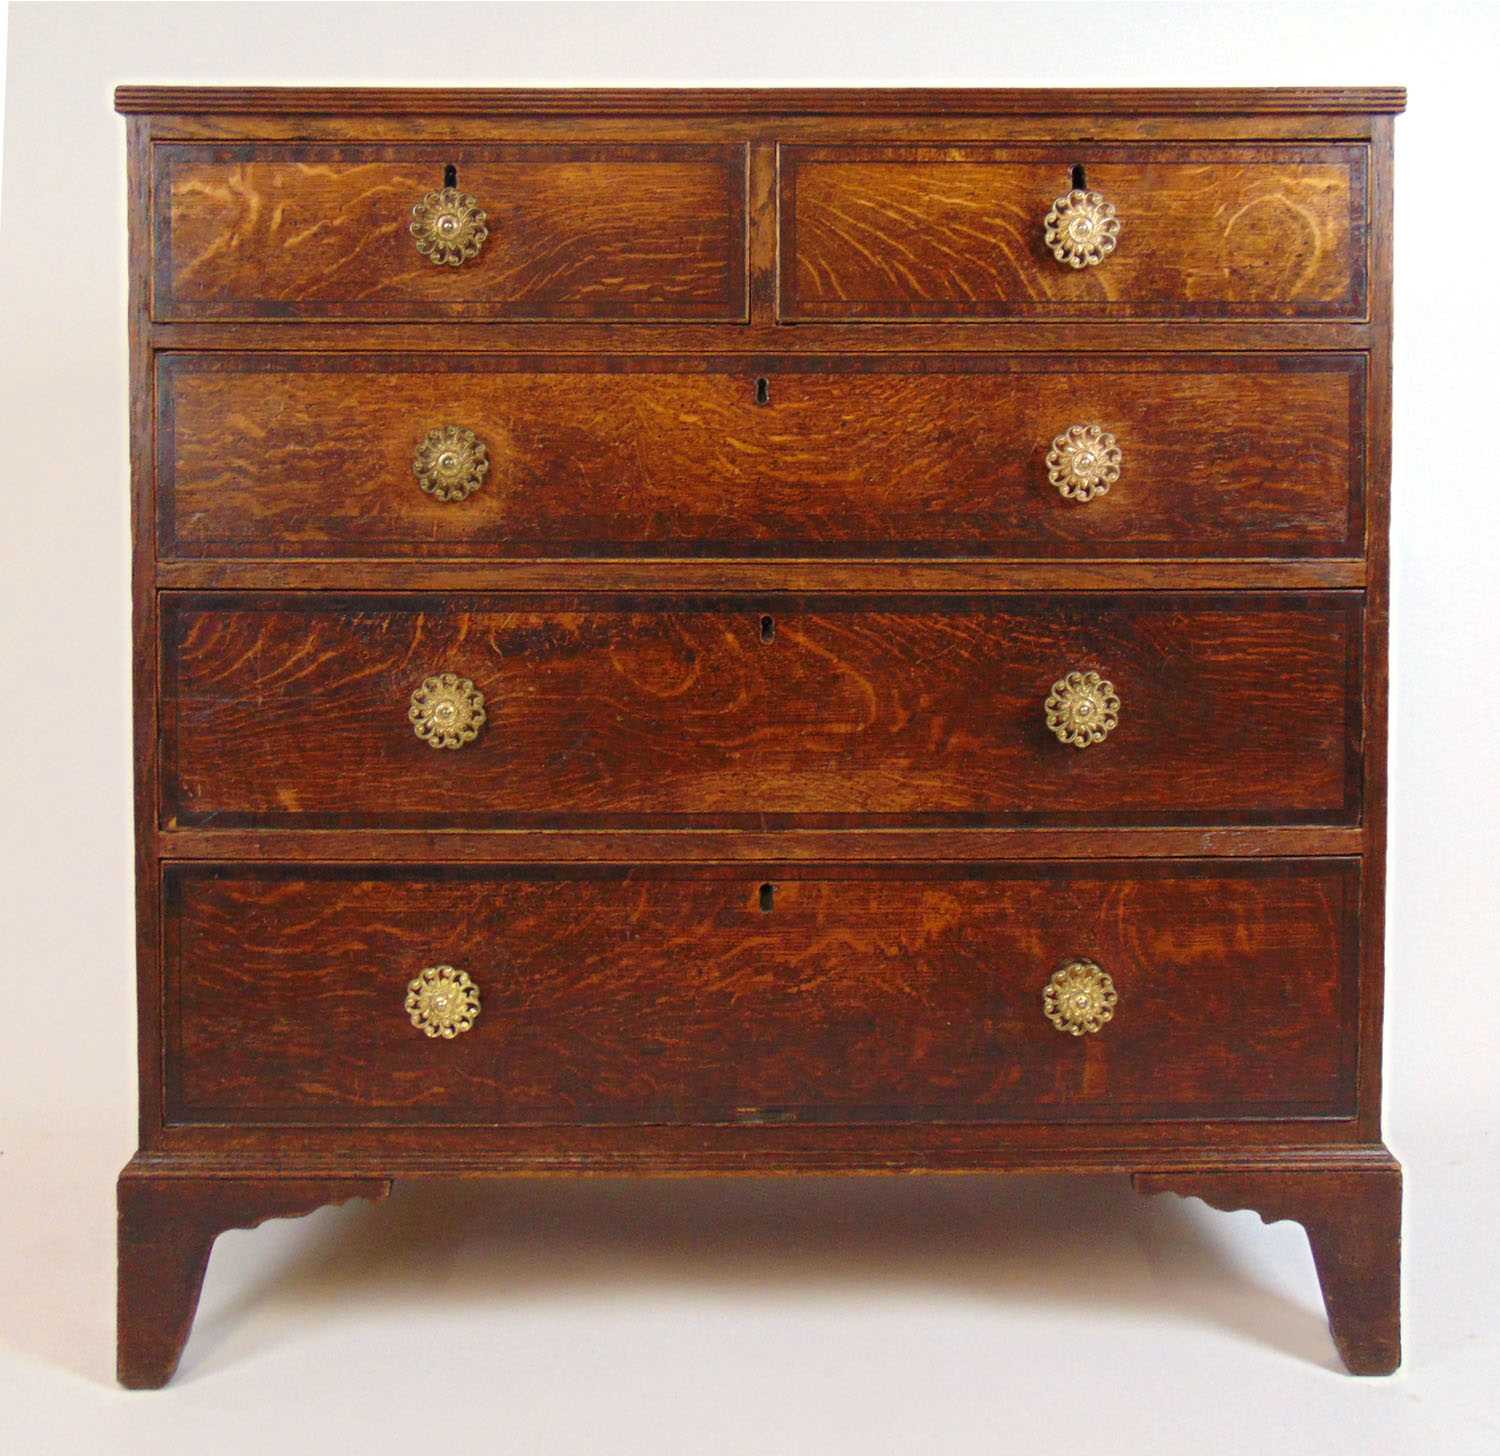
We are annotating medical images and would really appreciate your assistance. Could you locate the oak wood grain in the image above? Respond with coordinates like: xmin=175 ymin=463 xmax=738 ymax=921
xmin=159 ymin=353 xmax=1364 ymax=561
xmin=144 ymin=316 xmax=1382 ymax=356
xmin=154 ymin=558 xmax=1369 ymax=594
xmin=115 ymin=86 xmax=1408 ymax=117
xmin=153 ymin=143 xmax=748 ymax=322
xmin=160 ymin=592 xmax=1362 ymax=830
xmin=143 ymin=1122 xmax=1390 ymax=1170
xmin=115 ymin=87 xmax=1401 ymax=1384
xmin=155 ymin=825 xmax=1366 ymax=863
xmin=117 ymin=1167 xmax=390 ymax=1388
xmin=164 ymin=860 xmax=1359 ymax=1126
xmin=1136 ymin=1160 xmax=1401 ymax=1374
xmin=783 ymin=144 xmax=1367 ymax=320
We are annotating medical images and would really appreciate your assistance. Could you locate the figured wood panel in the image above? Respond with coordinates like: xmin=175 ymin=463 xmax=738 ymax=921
xmin=158 ymin=353 xmax=1364 ymax=560
xmin=164 ymin=861 xmax=1360 ymax=1125
xmin=152 ymin=143 xmax=748 ymax=321
xmin=160 ymin=592 xmax=1361 ymax=829
xmin=782 ymin=144 xmax=1367 ymax=320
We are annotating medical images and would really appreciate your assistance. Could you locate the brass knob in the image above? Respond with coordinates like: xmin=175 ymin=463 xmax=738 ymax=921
xmin=1044 ymin=958 xmax=1118 ymax=1036
xmin=406 ymin=964 xmax=480 ymax=1038
xmin=409 ymin=673 xmax=486 ymax=749
xmin=1044 ymin=188 xmax=1120 ymax=268
xmin=410 ymin=187 xmax=488 ymax=266
xmin=1046 ymin=424 xmax=1121 ymax=503
xmin=1045 ymin=671 xmax=1120 ymax=748
xmin=414 ymin=425 xmax=489 ymax=502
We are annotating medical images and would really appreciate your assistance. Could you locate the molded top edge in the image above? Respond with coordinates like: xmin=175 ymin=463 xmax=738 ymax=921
xmin=114 ymin=85 xmax=1407 ymax=117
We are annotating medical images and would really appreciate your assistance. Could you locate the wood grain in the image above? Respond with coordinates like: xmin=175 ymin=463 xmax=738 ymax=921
xmin=153 ymin=143 xmax=748 ymax=321
xmin=164 ymin=860 xmax=1360 ymax=1126
xmin=117 ymin=1168 xmax=390 ymax=1388
xmin=114 ymin=86 xmax=1408 ymax=117
xmin=160 ymin=592 xmax=1362 ymax=829
xmin=159 ymin=353 xmax=1364 ymax=560
xmin=155 ymin=825 xmax=1367 ymax=864
xmin=1136 ymin=1160 xmax=1401 ymax=1374
xmin=154 ymin=559 xmax=1369 ymax=594
xmin=783 ymin=144 xmax=1367 ymax=320
xmin=115 ymin=87 xmax=1401 ymax=1383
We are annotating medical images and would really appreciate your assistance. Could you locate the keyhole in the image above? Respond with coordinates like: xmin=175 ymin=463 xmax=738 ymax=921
xmin=755 ymin=376 xmax=771 ymax=406
xmin=1071 ymin=163 xmax=1087 ymax=191
xmin=759 ymin=883 xmax=775 ymax=913
xmin=444 ymin=163 xmax=458 ymax=188
xmin=759 ymin=614 xmax=775 ymax=643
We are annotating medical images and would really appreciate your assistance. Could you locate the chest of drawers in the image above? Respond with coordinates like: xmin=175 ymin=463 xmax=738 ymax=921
xmin=114 ymin=85 xmax=1404 ymax=1386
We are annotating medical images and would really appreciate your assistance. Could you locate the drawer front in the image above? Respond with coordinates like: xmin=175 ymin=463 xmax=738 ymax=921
xmin=161 ymin=593 xmax=1361 ymax=829
xmin=152 ymin=143 xmax=748 ymax=321
xmin=159 ymin=353 xmax=1364 ymax=561
xmin=164 ymin=861 xmax=1359 ymax=1127
xmin=782 ymin=144 xmax=1367 ymax=320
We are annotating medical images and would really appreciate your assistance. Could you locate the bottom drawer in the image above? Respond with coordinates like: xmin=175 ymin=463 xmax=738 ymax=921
xmin=164 ymin=861 xmax=1359 ymax=1127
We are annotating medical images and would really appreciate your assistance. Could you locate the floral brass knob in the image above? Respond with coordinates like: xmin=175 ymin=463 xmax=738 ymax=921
xmin=1044 ymin=958 xmax=1118 ymax=1036
xmin=1044 ymin=188 xmax=1120 ymax=269
xmin=1046 ymin=424 xmax=1122 ymax=503
xmin=1045 ymin=670 xmax=1120 ymax=748
xmin=410 ymin=187 xmax=489 ymax=266
xmin=406 ymin=964 xmax=481 ymax=1038
xmin=409 ymin=673 xmax=486 ymax=749
xmin=414 ymin=425 xmax=490 ymax=502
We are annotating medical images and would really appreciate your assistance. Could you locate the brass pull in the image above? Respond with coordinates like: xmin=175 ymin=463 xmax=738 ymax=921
xmin=1044 ymin=188 xmax=1120 ymax=268
xmin=1046 ymin=424 xmax=1121 ymax=503
xmin=409 ymin=673 xmax=486 ymax=749
xmin=406 ymin=964 xmax=481 ymax=1038
xmin=1044 ymin=958 xmax=1118 ymax=1036
xmin=414 ymin=425 xmax=490 ymax=502
xmin=1045 ymin=671 xmax=1120 ymax=748
xmin=410 ymin=186 xmax=489 ymax=266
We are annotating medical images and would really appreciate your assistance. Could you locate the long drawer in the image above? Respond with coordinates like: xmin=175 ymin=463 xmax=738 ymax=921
xmin=151 ymin=142 xmax=749 ymax=322
xmin=158 ymin=353 xmax=1365 ymax=560
xmin=160 ymin=592 xmax=1362 ymax=829
xmin=164 ymin=861 xmax=1360 ymax=1127
xmin=781 ymin=143 xmax=1368 ymax=320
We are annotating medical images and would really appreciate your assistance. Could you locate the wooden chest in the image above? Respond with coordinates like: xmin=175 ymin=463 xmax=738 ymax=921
xmin=114 ymin=85 xmax=1404 ymax=1384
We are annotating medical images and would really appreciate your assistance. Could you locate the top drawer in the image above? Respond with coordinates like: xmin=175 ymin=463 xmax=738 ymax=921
xmin=781 ymin=144 xmax=1368 ymax=321
xmin=151 ymin=143 xmax=749 ymax=322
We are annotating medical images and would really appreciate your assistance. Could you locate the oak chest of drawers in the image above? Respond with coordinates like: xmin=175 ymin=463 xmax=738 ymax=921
xmin=115 ymin=85 xmax=1404 ymax=1385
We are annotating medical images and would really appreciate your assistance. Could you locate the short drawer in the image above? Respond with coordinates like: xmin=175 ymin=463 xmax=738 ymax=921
xmin=781 ymin=144 xmax=1367 ymax=320
xmin=151 ymin=143 xmax=748 ymax=321
xmin=164 ymin=861 xmax=1359 ymax=1126
xmin=161 ymin=592 xmax=1361 ymax=829
xmin=158 ymin=353 xmax=1365 ymax=560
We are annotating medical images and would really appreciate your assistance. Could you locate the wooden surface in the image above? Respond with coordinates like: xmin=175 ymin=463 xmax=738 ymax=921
xmin=117 ymin=1170 xmax=390 ymax=1388
xmin=154 ymin=143 xmax=748 ymax=321
xmin=165 ymin=860 xmax=1359 ymax=1126
xmin=1136 ymin=1159 xmax=1401 ymax=1375
xmin=159 ymin=352 xmax=1364 ymax=560
xmin=782 ymin=144 xmax=1367 ymax=320
xmin=161 ymin=592 xmax=1362 ymax=829
xmin=114 ymin=86 xmax=1408 ymax=116
xmin=117 ymin=87 xmax=1402 ymax=1380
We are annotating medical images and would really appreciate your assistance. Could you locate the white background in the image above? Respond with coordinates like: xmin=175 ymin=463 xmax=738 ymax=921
xmin=2 ymin=3 xmax=1497 ymax=1451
